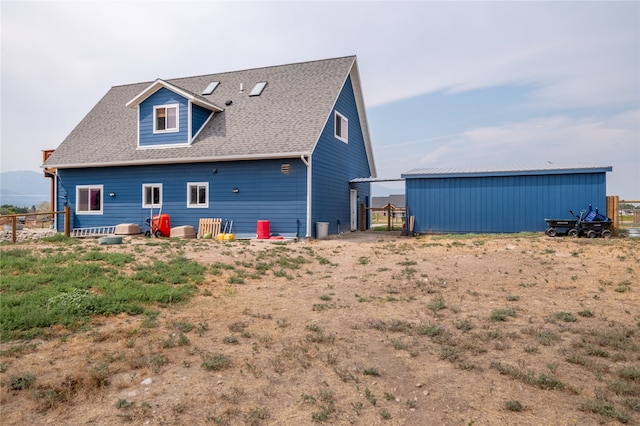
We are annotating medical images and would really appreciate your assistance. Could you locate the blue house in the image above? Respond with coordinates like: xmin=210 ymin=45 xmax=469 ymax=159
xmin=403 ymin=165 xmax=612 ymax=234
xmin=43 ymin=56 xmax=376 ymax=238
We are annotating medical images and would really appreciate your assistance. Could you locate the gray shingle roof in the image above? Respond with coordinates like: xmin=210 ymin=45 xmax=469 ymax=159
xmin=44 ymin=56 xmax=376 ymax=176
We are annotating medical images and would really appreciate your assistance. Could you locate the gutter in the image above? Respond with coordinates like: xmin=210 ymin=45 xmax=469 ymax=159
xmin=43 ymin=151 xmax=312 ymax=170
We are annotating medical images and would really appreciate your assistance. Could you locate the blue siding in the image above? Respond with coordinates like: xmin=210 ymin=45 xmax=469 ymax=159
xmin=192 ymin=104 xmax=212 ymax=138
xmin=406 ymin=172 xmax=608 ymax=234
xmin=56 ymin=159 xmax=308 ymax=237
xmin=139 ymin=88 xmax=189 ymax=147
xmin=311 ymin=75 xmax=371 ymax=236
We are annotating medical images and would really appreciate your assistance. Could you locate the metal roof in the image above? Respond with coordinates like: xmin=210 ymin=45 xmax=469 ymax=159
xmin=349 ymin=177 xmax=404 ymax=183
xmin=402 ymin=164 xmax=612 ymax=179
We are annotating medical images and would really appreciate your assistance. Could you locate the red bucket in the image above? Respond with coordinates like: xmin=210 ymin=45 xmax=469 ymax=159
xmin=256 ymin=220 xmax=270 ymax=239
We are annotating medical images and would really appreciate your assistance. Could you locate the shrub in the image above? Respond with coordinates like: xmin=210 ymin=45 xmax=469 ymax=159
xmin=490 ymin=308 xmax=516 ymax=321
xmin=363 ymin=367 xmax=380 ymax=376
xmin=554 ymin=312 xmax=577 ymax=323
xmin=427 ymin=295 xmax=446 ymax=313
xmin=580 ymin=397 xmax=631 ymax=423
xmin=8 ymin=372 xmax=36 ymax=390
xmin=417 ymin=323 xmax=444 ymax=337
xmin=201 ymin=353 xmax=231 ymax=371
xmin=505 ymin=400 xmax=523 ymax=412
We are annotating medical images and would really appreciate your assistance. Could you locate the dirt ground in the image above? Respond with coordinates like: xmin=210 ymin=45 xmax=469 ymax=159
xmin=1 ymin=231 xmax=639 ymax=425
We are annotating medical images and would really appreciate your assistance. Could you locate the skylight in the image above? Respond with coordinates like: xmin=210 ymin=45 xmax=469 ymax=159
xmin=249 ymin=81 xmax=267 ymax=97
xmin=202 ymin=82 xmax=219 ymax=95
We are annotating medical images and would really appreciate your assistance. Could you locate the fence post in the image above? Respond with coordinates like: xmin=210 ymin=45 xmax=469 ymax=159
xmin=64 ymin=206 xmax=71 ymax=237
xmin=385 ymin=203 xmax=391 ymax=231
xmin=606 ymin=196 xmax=619 ymax=235
xmin=11 ymin=216 xmax=17 ymax=243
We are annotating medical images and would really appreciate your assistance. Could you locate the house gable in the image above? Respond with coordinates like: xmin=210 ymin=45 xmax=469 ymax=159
xmin=126 ymin=79 xmax=223 ymax=149
xmin=138 ymin=88 xmax=190 ymax=147
xmin=311 ymin=74 xmax=372 ymax=234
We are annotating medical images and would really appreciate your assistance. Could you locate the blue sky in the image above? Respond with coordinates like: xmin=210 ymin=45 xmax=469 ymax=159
xmin=1 ymin=1 xmax=639 ymax=198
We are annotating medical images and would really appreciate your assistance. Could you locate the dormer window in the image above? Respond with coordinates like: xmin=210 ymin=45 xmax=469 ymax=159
xmin=154 ymin=104 xmax=179 ymax=133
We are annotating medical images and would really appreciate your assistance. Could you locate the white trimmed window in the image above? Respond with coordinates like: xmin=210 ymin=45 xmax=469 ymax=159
xmin=142 ymin=184 xmax=162 ymax=208
xmin=76 ymin=185 xmax=103 ymax=214
xmin=154 ymin=104 xmax=179 ymax=133
xmin=187 ymin=182 xmax=209 ymax=208
xmin=334 ymin=111 xmax=348 ymax=143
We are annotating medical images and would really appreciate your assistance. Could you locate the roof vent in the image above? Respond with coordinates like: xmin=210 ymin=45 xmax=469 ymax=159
xmin=249 ymin=81 xmax=267 ymax=97
xmin=202 ymin=82 xmax=219 ymax=95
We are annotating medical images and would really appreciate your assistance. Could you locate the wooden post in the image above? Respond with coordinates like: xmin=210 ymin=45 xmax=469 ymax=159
xmin=11 ymin=216 xmax=17 ymax=243
xmin=359 ymin=203 xmax=366 ymax=231
xmin=386 ymin=203 xmax=392 ymax=231
xmin=606 ymin=196 xmax=619 ymax=235
xmin=64 ymin=205 xmax=71 ymax=237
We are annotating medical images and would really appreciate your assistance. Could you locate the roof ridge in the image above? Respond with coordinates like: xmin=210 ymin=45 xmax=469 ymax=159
xmin=171 ymin=55 xmax=356 ymax=81
xmin=110 ymin=55 xmax=357 ymax=89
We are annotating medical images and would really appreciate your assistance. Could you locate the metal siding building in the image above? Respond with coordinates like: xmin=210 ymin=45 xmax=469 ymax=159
xmin=402 ymin=166 xmax=612 ymax=234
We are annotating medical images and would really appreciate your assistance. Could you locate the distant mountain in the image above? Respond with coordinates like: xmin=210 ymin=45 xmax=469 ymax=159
xmin=0 ymin=170 xmax=50 ymax=207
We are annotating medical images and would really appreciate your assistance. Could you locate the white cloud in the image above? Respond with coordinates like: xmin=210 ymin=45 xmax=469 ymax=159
xmin=377 ymin=109 xmax=639 ymax=198
xmin=414 ymin=113 xmax=636 ymax=166
xmin=361 ymin=2 xmax=638 ymax=108
xmin=1 ymin=1 xmax=638 ymax=197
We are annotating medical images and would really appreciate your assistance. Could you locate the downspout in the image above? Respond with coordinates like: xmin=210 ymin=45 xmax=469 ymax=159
xmin=301 ymin=155 xmax=312 ymax=238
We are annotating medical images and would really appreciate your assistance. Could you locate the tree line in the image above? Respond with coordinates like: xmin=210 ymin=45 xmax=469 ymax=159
xmin=0 ymin=202 xmax=50 ymax=216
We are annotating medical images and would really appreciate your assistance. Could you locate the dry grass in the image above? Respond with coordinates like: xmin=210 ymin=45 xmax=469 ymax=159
xmin=1 ymin=232 xmax=639 ymax=425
